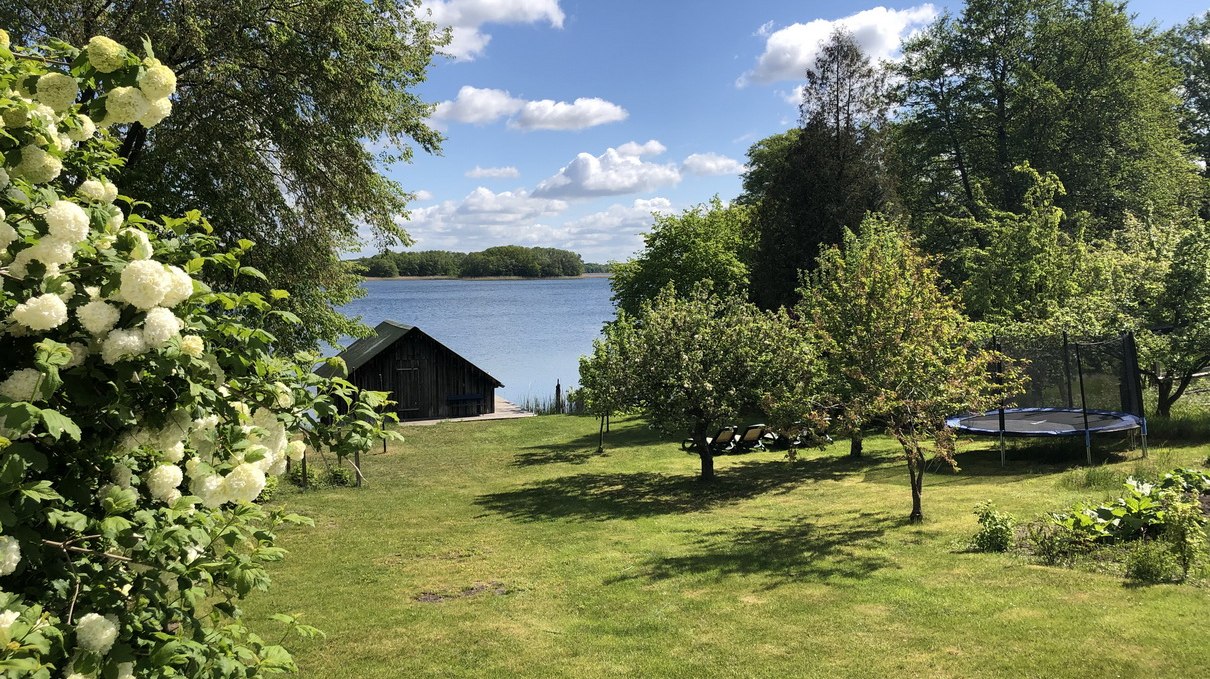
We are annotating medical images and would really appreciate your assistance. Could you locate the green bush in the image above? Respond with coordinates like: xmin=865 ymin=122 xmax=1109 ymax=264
xmin=288 ymin=463 xmax=326 ymax=489
xmin=1125 ymin=540 xmax=1181 ymax=584
xmin=1023 ymin=521 xmax=1090 ymax=566
xmin=326 ymin=465 xmax=356 ymax=487
xmin=256 ymin=475 xmax=280 ymax=503
xmin=1161 ymin=496 xmax=1207 ymax=579
xmin=970 ymin=502 xmax=1015 ymax=552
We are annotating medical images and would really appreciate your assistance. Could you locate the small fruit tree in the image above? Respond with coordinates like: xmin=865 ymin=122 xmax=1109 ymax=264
xmin=0 ymin=32 xmax=395 ymax=676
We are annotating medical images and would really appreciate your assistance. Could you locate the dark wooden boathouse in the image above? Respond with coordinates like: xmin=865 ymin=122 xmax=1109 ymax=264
xmin=318 ymin=320 xmax=503 ymax=420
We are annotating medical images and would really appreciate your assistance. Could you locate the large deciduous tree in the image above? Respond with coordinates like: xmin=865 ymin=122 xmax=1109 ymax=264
xmin=0 ymin=0 xmax=447 ymax=350
xmin=749 ymin=28 xmax=893 ymax=310
xmin=894 ymin=0 xmax=1198 ymax=236
xmin=800 ymin=215 xmax=1011 ymax=522
xmin=610 ymin=197 xmax=755 ymax=317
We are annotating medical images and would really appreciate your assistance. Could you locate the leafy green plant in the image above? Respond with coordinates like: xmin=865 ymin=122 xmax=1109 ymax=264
xmin=288 ymin=463 xmax=326 ymax=490
xmin=1161 ymin=496 xmax=1207 ymax=579
xmin=970 ymin=502 xmax=1016 ymax=552
xmin=1125 ymin=540 xmax=1181 ymax=584
xmin=325 ymin=465 xmax=355 ymax=487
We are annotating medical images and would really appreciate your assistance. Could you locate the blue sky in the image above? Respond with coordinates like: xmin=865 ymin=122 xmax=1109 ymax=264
xmin=369 ymin=0 xmax=1199 ymax=263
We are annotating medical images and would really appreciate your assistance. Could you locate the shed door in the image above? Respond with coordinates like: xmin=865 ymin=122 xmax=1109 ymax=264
xmin=394 ymin=361 xmax=421 ymax=415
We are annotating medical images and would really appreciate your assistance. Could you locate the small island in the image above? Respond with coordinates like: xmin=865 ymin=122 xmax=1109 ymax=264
xmin=355 ymin=245 xmax=612 ymax=279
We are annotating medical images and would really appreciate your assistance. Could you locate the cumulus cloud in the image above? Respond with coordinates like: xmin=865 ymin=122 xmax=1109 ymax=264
xmin=467 ymin=165 xmax=521 ymax=178
xmin=511 ymin=98 xmax=628 ymax=130
xmin=682 ymin=153 xmax=747 ymax=176
xmin=413 ymin=189 xmax=435 ymax=201
xmin=423 ymin=0 xmax=565 ymax=60
xmin=433 ymin=86 xmax=524 ymax=125
xmin=738 ymin=4 xmax=937 ymax=86
xmin=434 ymin=86 xmax=627 ymax=130
xmin=534 ymin=142 xmax=682 ymax=198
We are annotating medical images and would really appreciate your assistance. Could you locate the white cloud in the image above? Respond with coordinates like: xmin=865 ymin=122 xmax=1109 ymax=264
xmin=682 ymin=153 xmax=746 ymax=176
xmin=413 ymin=189 xmax=435 ymax=201
xmin=534 ymin=142 xmax=682 ymax=198
xmin=466 ymin=165 xmax=521 ymax=178
xmin=433 ymin=86 xmax=524 ymax=125
xmin=511 ymin=98 xmax=628 ymax=131
xmin=423 ymin=0 xmax=565 ymax=60
xmin=738 ymin=4 xmax=937 ymax=86
xmin=616 ymin=140 xmax=667 ymax=157
xmin=434 ymin=86 xmax=627 ymax=131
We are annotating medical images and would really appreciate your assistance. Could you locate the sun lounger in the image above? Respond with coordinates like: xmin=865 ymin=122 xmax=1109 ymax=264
xmin=681 ymin=426 xmax=737 ymax=454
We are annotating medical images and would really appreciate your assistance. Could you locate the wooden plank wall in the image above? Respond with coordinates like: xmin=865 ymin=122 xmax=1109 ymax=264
xmin=348 ymin=331 xmax=496 ymax=420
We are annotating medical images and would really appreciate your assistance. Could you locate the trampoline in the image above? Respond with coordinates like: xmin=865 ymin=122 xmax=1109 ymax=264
xmin=948 ymin=332 xmax=1149 ymax=464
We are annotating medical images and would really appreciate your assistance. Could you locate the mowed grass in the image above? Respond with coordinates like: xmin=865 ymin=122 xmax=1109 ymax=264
xmin=246 ymin=415 xmax=1210 ymax=678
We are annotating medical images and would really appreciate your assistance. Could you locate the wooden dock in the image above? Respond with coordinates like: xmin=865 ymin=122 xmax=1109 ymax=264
xmin=397 ymin=397 xmax=534 ymax=426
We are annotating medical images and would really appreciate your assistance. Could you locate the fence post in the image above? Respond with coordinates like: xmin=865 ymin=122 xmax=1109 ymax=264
xmin=555 ymin=379 xmax=563 ymax=414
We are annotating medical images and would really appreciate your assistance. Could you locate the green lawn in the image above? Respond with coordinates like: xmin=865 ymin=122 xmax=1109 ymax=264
xmin=247 ymin=415 xmax=1210 ymax=678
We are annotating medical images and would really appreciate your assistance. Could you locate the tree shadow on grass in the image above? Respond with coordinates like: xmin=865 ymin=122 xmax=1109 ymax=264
xmin=510 ymin=422 xmax=667 ymax=467
xmin=607 ymin=512 xmax=900 ymax=588
xmin=477 ymin=459 xmax=852 ymax=522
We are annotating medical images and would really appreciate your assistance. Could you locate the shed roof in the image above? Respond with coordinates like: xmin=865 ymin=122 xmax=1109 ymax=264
xmin=316 ymin=320 xmax=503 ymax=387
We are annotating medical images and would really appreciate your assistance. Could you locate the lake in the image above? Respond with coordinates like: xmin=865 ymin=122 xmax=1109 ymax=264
xmin=337 ymin=278 xmax=616 ymax=401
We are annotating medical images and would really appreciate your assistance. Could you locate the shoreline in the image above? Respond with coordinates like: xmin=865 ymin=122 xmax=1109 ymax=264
xmin=363 ymin=272 xmax=612 ymax=281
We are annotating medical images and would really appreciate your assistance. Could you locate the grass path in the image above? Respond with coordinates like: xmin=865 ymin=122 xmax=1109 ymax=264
xmin=247 ymin=415 xmax=1210 ymax=678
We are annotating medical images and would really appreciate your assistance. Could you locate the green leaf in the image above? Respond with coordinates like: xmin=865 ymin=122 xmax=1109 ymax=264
xmin=39 ymin=409 xmax=80 ymax=441
xmin=19 ymin=480 xmax=61 ymax=502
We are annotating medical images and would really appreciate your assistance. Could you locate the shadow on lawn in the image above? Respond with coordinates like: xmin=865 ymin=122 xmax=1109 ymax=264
xmin=477 ymin=459 xmax=849 ymax=522
xmin=510 ymin=421 xmax=666 ymax=467
xmin=608 ymin=512 xmax=899 ymax=587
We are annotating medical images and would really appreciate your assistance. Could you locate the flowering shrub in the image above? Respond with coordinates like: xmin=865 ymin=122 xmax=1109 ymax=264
xmin=0 ymin=32 xmax=397 ymax=676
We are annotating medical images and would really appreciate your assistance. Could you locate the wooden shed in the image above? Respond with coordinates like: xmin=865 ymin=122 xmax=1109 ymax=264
xmin=318 ymin=320 xmax=503 ymax=420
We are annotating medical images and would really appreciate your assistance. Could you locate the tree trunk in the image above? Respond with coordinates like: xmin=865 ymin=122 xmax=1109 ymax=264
xmin=597 ymin=416 xmax=605 ymax=452
xmin=1156 ymin=376 xmax=1173 ymax=418
xmin=907 ymin=453 xmax=924 ymax=524
xmin=699 ymin=450 xmax=715 ymax=482
xmin=849 ymin=431 xmax=863 ymax=458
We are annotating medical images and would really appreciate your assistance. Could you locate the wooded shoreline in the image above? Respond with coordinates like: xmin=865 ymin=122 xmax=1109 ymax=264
xmin=363 ymin=272 xmax=612 ymax=281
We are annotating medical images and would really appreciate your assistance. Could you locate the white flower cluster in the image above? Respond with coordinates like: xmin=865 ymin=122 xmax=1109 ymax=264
xmin=35 ymin=72 xmax=79 ymax=112
xmin=146 ymin=464 xmax=183 ymax=504
xmin=11 ymin=293 xmax=68 ymax=331
xmin=0 ymin=535 xmax=21 ymax=575
xmin=0 ymin=369 xmax=43 ymax=402
xmin=0 ymin=609 xmax=19 ymax=635
xmin=75 ymin=612 xmax=119 ymax=655
xmin=85 ymin=36 xmax=126 ymax=74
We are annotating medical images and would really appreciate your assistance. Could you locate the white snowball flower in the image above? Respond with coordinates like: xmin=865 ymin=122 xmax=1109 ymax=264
xmin=138 ymin=97 xmax=172 ymax=128
xmin=112 ymin=463 xmax=133 ymax=489
xmin=102 ymin=180 xmax=119 ymax=204
xmin=75 ymin=612 xmax=119 ymax=654
xmin=27 ymin=236 xmax=75 ymax=267
xmin=272 ymin=382 xmax=295 ymax=408
xmin=87 ymin=36 xmax=127 ymax=73
xmin=77 ymin=179 xmax=108 ymax=203
xmin=180 ymin=335 xmax=204 ymax=357
xmin=223 ymin=463 xmax=267 ymax=504
xmin=139 ymin=60 xmax=177 ymax=100
xmin=0 ymin=535 xmax=21 ymax=575
xmin=78 ymin=299 xmax=120 ymax=335
xmin=193 ymin=473 xmax=228 ymax=508
xmin=44 ymin=200 xmax=90 ymax=242
xmin=12 ymin=293 xmax=68 ymax=331
xmin=104 ymin=87 xmax=149 ymax=124
xmin=116 ymin=662 xmax=135 ymax=679
xmin=66 ymin=114 xmax=96 ymax=141
xmin=160 ymin=265 xmax=194 ymax=307
xmin=252 ymin=408 xmax=288 ymax=456
xmin=163 ymin=441 xmax=186 ymax=464
xmin=0 ymin=610 xmax=19 ymax=636
xmin=0 ymin=168 xmax=8 ymax=189
xmin=285 ymin=440 xmax=306 ymax=462
xmin=0 ymin=369 xmax=43 ymax=402
xmin=146 ymin=464 xmax=184 ymax=502
xmin=101 ymin=329 xmax=146 ymax=364
xmin=65 ymin=342 xmax=89 ymax=368
xmin=142 ymin=307 xmax=182 ymax=348
xmin=35 ymin=72 xmax=79 ymax=112
xmin=0 ymin=221 xmax=17 ymax=251
xmin=119 ymin=260 xmax=172 ymax=309
xmin=14 ymin=144 xmax=62 ymax=184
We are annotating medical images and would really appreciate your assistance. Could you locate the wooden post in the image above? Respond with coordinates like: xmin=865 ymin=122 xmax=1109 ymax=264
xmin=300 ymin=453 xmax=308 ymax=489
xmin=354 ymin=449 xmax=363 ymax=487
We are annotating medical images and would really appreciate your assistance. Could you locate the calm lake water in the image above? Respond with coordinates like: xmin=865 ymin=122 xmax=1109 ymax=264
xmin=337 ymin=278 xmax=616 ymax=401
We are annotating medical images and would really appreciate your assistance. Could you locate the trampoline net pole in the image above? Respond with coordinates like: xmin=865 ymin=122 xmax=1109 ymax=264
xmin=1062 ymin=331 xmax=1074 ymax=409
xmin=1124 ymin=332 xmax=1149 ymax=459
xmin=1074 ymin=341 xmax=1092 ymax=465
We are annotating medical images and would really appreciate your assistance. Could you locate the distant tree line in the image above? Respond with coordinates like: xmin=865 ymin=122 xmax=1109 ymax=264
xmin=357 ymin=246 xmax=592 ymax=278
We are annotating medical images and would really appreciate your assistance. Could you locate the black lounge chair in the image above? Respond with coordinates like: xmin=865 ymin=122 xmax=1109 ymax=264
xmin=733 ymin=424 xmax=770 ymax=452
xmin=681 ymin=426 xmax=737 ymax=454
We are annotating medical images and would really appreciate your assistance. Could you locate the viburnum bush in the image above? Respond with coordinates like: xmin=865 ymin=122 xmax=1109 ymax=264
xmin=0 ymin=31 xmax=397 ymax=677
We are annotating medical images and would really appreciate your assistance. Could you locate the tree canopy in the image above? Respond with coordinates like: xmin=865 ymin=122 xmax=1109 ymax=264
xmin=0 ymin=0 xmax=447 ymax=351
